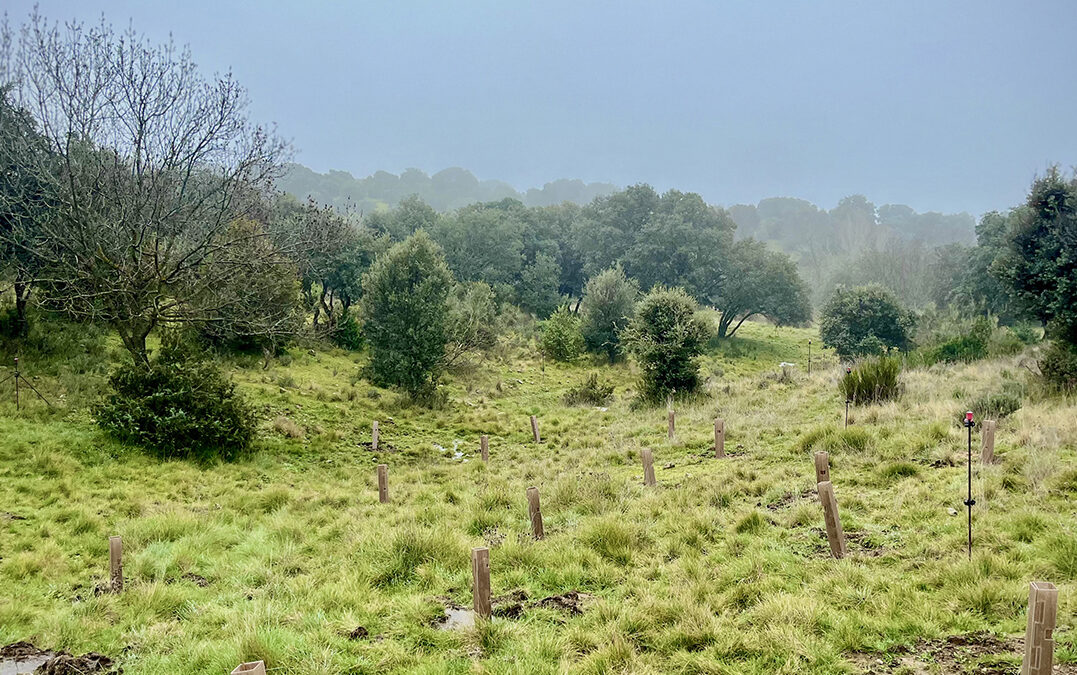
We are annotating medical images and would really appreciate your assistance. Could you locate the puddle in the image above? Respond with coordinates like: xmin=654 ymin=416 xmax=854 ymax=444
xmin=0 ymin=654 xmax=50 ymax=675
xmin=0 ymin=643 xmax=117 ymax=675
xmin=438 ymin=606 xmax=476 ymax=630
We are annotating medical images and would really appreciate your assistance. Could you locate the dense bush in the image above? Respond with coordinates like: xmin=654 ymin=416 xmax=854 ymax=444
xmin=540 ymin=305 xmax=585 ymax=362
xmin=360 ymin=232 xmax=453 ymax=399
xmin=622 ymin=286 xmax=712 ymax=402
xmin=839 ymin=357 xmax=902 ymax=405
xmin=330 ymin=310 xmax=363 ymax=350
xmin=930 ymin=317 xmax=991 ymax=363
xmin=1041 ymin=341 xmax=1077 ymax=391
xmin=563 ymin=372 xmax=614 ymax=406
xmin=820 ymin=285 xmax=914 ymax=358
xmin=580 ymin=265 xmax=638 ymax=361
xmin=95 ymin=337 xmax=256 ymax=460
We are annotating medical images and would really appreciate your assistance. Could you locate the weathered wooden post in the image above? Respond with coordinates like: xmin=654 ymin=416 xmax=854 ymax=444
xmin=714 ymin=418 xmax=725 ymax=458
xmin=526 ymin=487 xmax=544 ymax=539
xmin=981 ymin=419 xmax=997 ymax=464
xmin=641 ymin=448 xmax=656 ymax=486
xmin=109 ymin=535 xmax=123 ymax=593
xmin=377 ymin=464 xmax=389 ymax=503
xmin=480 ymin=434 xmax=489 ymax=462
xmin=471 ymin=547 xmax=491 ymax=619
xmin=667 ymin=410 xmax=675 ymax=441
xmin=530 ymin=415 xmax=541 ymax=443
xmin=817 ymin=481 xmax=847 ymax=559
xmin=1022 ymin=581 xmax=1058 ymax=675
xmin=814 ymin=451 xmax=831 ymax=484
xmin=231 ymin=662 xmax=267 ymax=675
xmin=371 ymin=420 xmax=379 ymax=451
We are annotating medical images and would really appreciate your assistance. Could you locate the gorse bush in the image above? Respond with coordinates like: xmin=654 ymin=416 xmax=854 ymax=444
xmin=968 ymin=392 xmax=1022 ymax=420
xmin=839 ymin=357 xmax=902 ymax=405
xmin=540 ymin=305 xmax=585 ymax=362
xmin=1041 ymin=341 xmax=1077 ymax=391
xmin=622 ymin=286 xmax=711 ymax=402
xmin=930 ymin=317 xmax=991 ymax=363
xmin=563 ymin=372 xmax=614 ymax=406
xmin=95 ymin=335 xmax=256 ymax=460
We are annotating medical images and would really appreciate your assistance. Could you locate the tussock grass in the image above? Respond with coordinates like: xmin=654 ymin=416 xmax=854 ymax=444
xmin=0 ymin=320 xmax=1073 ymax=672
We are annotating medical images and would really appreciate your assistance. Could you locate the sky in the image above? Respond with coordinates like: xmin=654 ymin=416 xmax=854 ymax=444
xmin=5 ymin=0 xmax=1077 ymax=216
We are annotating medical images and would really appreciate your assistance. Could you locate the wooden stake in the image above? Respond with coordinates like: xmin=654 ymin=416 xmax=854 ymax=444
xmin=814 ymin=451 xmax=831 ymax=484
xmin=1022 ymin=581 xmax=1058 ymax=675
xmin=231 ymin=662 xmax=267 ymax=675
xmin=372 ymin=420 xmax=379 ymax=451
xmin=981 ymin=419 xmax=997 ymax=464
xmin=714 ymin=418 xmax=725 ymax=458
xmin=526 ymin=486 xmax=544 ymax=539
xmin=817 ymin=481 xmax=847 ymax=559
xmin=530 ymin=415 xmax=540 ymax=443
xmin=667 ymin=410 xmax=675 ymax=441
xmin=480 ymin=434 xmax=489 ymax=462
xmin=641 ymin=448 xmax=656 ymax=486
xmin=109 ymin=535 xmax=123 ymax=593
xmin=377 ymin=464 xmax=389 ymax=503
xmin=471 ymin=547 xmax=491 ymax=619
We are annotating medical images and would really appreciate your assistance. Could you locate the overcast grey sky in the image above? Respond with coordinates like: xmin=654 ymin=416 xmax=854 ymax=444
xmin=6 ymin=0 xmax=1077 ymax=215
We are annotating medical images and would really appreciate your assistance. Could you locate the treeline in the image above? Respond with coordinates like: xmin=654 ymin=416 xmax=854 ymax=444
xmin=278 ymin=163 xmax=619 ymax=213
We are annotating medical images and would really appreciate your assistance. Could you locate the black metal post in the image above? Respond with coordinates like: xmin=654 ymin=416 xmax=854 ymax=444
xmin=964 ymin=411 xmax=975 ymax=560
xmin=14 ymin=357 xmax=19 ymax=411
xmin=807 ymin=340 xmax=812 ymax=375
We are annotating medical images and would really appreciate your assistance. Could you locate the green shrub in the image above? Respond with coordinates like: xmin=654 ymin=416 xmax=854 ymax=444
xmin=563 ymin=373 xmax=614 ymax=406
xmin=540 ymin=305 xmax=585 ymax=362
xmin=1009 ymin=322 xmax=1042 ymax=345
xmin=95 ymin=336 xmax=256 ymax=460
xmin=1041 ymin=341 xmax=1077 ymax=391
xmin=819 ymin=285 xmax=914 ymax=358
xmin=968 ymin=392 xmax=1022 ymax=420
xmin=839 ymin=357 xmax=902 ymax=405
xmin=580 ymin=265 xmax=639 ymax=361
xmin=622 ymin=286 xmax=712 ymax=402
xmin=330 ymin=310 xmax=363 ymax=350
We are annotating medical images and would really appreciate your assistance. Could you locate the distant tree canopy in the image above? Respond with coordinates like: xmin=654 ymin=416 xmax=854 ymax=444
xmin=819 ymin=285 xmax=915 ymax=358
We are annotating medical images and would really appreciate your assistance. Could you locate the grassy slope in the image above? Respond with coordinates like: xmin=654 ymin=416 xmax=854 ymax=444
xmin=0 ymin=319 xmax=1074 ymax=674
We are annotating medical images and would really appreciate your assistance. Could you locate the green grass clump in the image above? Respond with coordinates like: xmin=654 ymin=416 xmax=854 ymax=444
xmin=839 ymin=356 xmax=902 ymax=405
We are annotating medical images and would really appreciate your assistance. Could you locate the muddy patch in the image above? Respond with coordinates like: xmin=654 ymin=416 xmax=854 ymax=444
xmin=1 ymin=643 xmax=119 ymax=675
xmin=346 ymin=626 xmax=368 ymax=640
xmin=848 ymin=631 xmax=1077 ymax=674
xmin=805 ymin=528 xmax=889 ymax=558
xmin=759 ymin=488 xmax=815 ymax=511
xmin=436 ymin=589 xmax=592 ymax=629
xmin=1 ymin=512 xmax=26 ymax=521
xmin=179 ymin=573 xmax=209 ymax=587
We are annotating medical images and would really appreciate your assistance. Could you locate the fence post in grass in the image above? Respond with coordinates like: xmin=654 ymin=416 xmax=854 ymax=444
xmin=667 ymin=410 xmax=675 ymax=441
xmin=377 ymin=464 xmax=389 ymax=503
xmin=526 ymin=487 xmax=544 ymax=539
xmin=817 ymin=481 xmax=846 ymax=559
xmin=714 ymin=418 xmax=726 ymax=458
xmin=981 ymin=419 xmax=997 ymax=464
xmin=814 ymin=451 xmax=831 ymax=484
xmin=480 ymin=434 xmax=489 ymax=462
xmin=471 ymin=547 xmax=491 ymax=620
xmin=231 ymin=662 xmax=267 ymax=675
xmin=641 ymin=448 xmax=656 ymax=486
xmin=530 ymin=415 xmax=540 ymax=443
xmin=109 ymin=535 xmax=123 ymax=593
xmin=1022 ymin=581 xmax=1058 ymax=675
xmin=372 ymin=420 xmax=379 ymax=451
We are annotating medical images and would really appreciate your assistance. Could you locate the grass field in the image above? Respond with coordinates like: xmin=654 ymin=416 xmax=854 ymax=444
xmin=0 ymin=318 xmax=1074 ymax=674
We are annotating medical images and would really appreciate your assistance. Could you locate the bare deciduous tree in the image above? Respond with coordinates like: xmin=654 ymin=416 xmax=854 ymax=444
xmin=1 ymin=12 xmax=290 ymax=364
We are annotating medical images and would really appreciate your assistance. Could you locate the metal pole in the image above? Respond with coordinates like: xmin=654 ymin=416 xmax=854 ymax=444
xmin=14 ymin=357 xmax=19 ymax=411
xmin=808 ymin=340 xmax=812 ymax=375
xmin=964 ymin=411 xmax=975 ymax=560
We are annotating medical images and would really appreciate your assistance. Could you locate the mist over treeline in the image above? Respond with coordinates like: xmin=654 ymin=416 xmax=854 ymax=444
xmin=281 ymin=163 xmax=977 ymax=308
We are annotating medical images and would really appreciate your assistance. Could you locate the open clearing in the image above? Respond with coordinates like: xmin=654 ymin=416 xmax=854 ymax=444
xmin=0 ymin=321 xmax=1074 ymax=673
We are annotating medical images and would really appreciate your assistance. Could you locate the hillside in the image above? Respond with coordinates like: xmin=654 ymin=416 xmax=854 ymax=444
xmin=277 ymin=164 xmax=619 ymax=213
xmin=0 ymin=318 xmax=1074 ymax=673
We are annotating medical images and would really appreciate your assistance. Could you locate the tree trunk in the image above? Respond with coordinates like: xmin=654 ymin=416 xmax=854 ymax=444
xmin=573 ymin=297 xmax=582 ymax=313
xmin=13 ymin=278 xmax=30 ymax=337
xmin=116 ymin=320 xmax=153 ymax=367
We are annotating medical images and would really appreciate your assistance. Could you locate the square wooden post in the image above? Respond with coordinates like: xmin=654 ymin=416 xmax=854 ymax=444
xmin=641 ymin=448 xmax=656 ymax=486
xmin=981 ymin=419 xmax=997 ymax=464
xmin=231 ymin=662 xmax=267 ymax=675
xmin=471 ymin=547 xmax=491 ymax=619
xmin=526 ymin=486 xmax=544 ymax=539
xmin=1022 ymin=581 xmax=1058 ymax=675
xmin=817 ymin=481 xmax=846 ymax=559
xmin=530 ymin=415 xmax=540 ymax=443
xmin=814 ymin=451 xmax=831 ymax=484
xmin=480 ymin=434 xmax=489 ymax=462
xmin=667 ymin=410 xmax=675 ymax=441
xmin=714 ymin=418 xmax=725 ymax=458
xmin=377 ymin=464 xmax=389 ymax=503
xmin=109 ymin=535 xmax=123 ymax=593
xmin=372 ymin=420 xmax=379 ymax=451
